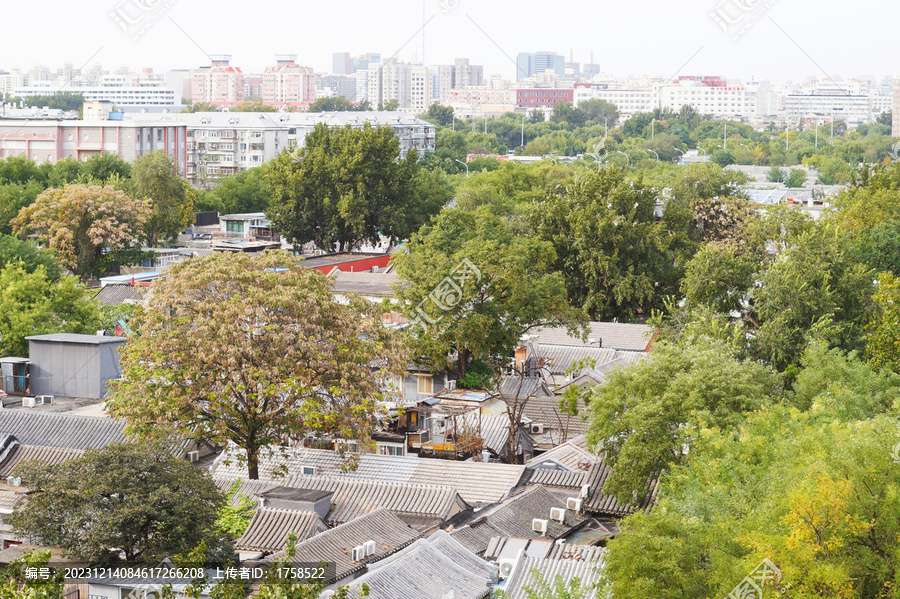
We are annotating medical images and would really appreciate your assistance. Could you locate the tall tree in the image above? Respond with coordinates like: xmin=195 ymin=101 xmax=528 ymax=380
xmin=529 ymin=167 xmax=673 ymax=320
xmin=0 ymin=262 xmax=99 ymax=356
xmin=585 ymin=336 xmax=778 ymax=504
xmin=266 ymin=123 xmax=424 ymax=252
xmin=128 ymin=151 xmax=194 ymax=247
xmin=10 ymin=440 xmax=224 ymax=564
xmin=392 ymin=208 xmax=581 ymax=379
xmin=11 ymin=184 xmax=150 ymax=278
xmin=108 ymin=251 xmax=408 ymax=479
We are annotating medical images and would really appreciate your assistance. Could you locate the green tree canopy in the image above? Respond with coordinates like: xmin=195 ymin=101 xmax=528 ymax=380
xmin=392 ymin=208 xmax=582 ymax=379
xmin=585 ymin=336 xmax=778 ymax=504
xmin=266 ymin=123 xmax=426 ymax=252
xmin=0 ymin=262 xmax=99 ymax=357
xmin=128 ymin=151 xmax=194 ymax=247
xmin=529 ymin=166 xmax=673 ymax=320
xmin=108 ymin=251 xmax=409 ymax=479
xmin=12 ymin=184 xmax=150 ymax=278
xmin=10 ymin=440 xmax=225 ymax=564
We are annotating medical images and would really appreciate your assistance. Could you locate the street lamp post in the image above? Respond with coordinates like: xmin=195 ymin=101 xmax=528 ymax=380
xmin=651 ymin=118 xmax=655 ymax=140
xmin=616 ymin=150 xmax=629 ymax=167
xmin=520 ymin=114 xmax=525 ymax=147
xmin=604 ymin=117 xmax=608 ymax=138
xmin=647 ymin=149 xmax=659 ymax=162
xmin=674 ymin=147 xmax=685 ymax=163
xmin=455 ymin=159 xmax=469 ymax=178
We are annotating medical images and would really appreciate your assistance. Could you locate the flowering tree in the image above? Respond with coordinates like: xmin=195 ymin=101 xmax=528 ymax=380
xmin=12 ymin=184 xmax=150 ymax=278
xmin=107 ymin=251 xmax=408 ymax=479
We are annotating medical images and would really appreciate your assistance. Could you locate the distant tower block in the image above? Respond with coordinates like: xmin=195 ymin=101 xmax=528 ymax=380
xmin=274 ymin=54 xmax=297 ymax=66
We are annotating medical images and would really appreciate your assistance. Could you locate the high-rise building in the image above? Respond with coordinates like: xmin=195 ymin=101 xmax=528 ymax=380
xmin=261 ymin=54 xmax=315 ymax=105
xmin=190 ymin=55 xmax=244 ymax=105
xmin=516 ymin=51 xmax=565 ymax=80
xmin=333 ymin=52 xmax=351 ymax=75
xmin=893 ymin=78 xmax=900 ymax=137
xmin=334 ymin=53 xmax=381 ymax=75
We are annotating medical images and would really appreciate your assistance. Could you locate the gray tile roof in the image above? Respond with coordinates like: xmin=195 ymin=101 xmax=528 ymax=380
xmin=0 ymin=411 xmax=126 ymax=450
xmin=215 ymin=478 xmax=278 ymax=508
xmin=531 ymin=345 xmax=644 ymax=378
xmin=92 ymin=284 xmax=147 ymax=306
xmin=266 ymin=508 xmax=421 ymax=584
xmin=328 ymin=271 xmax=398 ymax=298
xmin=0 ymin=489 xmax=24 ymax=512
xmin=235 ymin=507 xmax=328 ymax=553
xmin=210 ymin=447 xmax=526 ymax=506
xmin=342 ymin=538 xmax=493 ymax=599
xmin=450 ymin=486 xmax=587 ymax=556
xmin=531 ymin=323 xmax=655 ymax=352
xmin=520 ymin=396 xmax=590 ymax=446
xmin=526 ymin=436 xmax=596 ymax=472
xmin=499 ymin=377 xmax=554 ymax=401
xmin=525 ymin=469 xmax=588 ymax=489
xmin=582 ymin=461 xmax=659 ymax=517
xmin=277 ymin=474 xmax=468 ymax=529
xmin=502 ymin=556 xmax=605 ymax=599
xmin=0 ymin=445 xmax=84 ymax=478
xmin=484 ymin=537 xmax=606 ymax=561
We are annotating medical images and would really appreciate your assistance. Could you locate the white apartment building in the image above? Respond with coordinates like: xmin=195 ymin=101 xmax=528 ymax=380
xmin=127 ymin=111 xmax=435 ymax=187
xmin=444 ymin=87 xmax=517 ymax=118
xmin=574 ymin=83 xmax=656 ymax=116
xmin=13 ymin=77 xmax=177 ymax=108
xmin=409 ymin=66 xmax=433 ymax=113
xmin=780 ymin=93 xmax=873 ymax=128
xmin=575 ymin=79 xmax=758 ymax=119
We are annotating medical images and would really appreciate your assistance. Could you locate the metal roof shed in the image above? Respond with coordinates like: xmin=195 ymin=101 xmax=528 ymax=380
xmin=25 ymin=334 xmax=127 ymax=399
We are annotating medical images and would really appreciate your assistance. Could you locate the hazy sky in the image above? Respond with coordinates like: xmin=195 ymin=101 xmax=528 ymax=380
xmin=1 ymin=0 xmax=895 ymax=84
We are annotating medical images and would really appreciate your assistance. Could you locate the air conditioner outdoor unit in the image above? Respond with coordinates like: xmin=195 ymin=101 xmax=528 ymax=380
xmin=351 ymin=545 xmax=366 ymax=562
xmin=186 ymin=451 xmax=200 ymax=463
xmin=22 ymin=397 xmax=35 ymax=408
xmin=363 ymin=540 xmax=377 ymax=556
xmin=530 ymin=423 xmax=544 ymax=435
xmin=580 ymin=484 xmax=590 ymax=498
xmin=532 ymin=518 xmax=548 ymax=534
xmin=497 ymin=558 xmax=517 ymax=580
xmin=447 ymin=380 xmax=457 ymax=390
xmin=7 ymin=477 xmax=21 ymax=487
xmin=566 ymin=497 xmax=583 ymax=512
xmin=37 ymin=395 xmax=53 ymax=405
xmin=550 ymin=507 xmax=566 ymax=522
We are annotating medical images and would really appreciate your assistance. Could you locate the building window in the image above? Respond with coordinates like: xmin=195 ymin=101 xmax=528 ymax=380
xmin=301 ymin=466 xmax=317 ymax=476
xmin=417 ymin=375 xmax=433 ymax=395
xmin=380 ymin=445 xmax=403 ymax=456
xmin=226 ymin=221 xmax=244 ymax=233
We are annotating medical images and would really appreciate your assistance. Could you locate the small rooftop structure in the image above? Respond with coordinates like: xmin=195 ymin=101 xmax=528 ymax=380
xmin=529 ymin=322 xmax=655 ymax=352
xmin=98 ymin=272 xmax=159 ymax=287
xmin=26 ymin=334 xmax=126 ymax=399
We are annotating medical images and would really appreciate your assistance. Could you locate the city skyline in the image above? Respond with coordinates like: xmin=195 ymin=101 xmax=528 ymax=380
xmin=0 ymin=0 xmax=895 ymax=85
